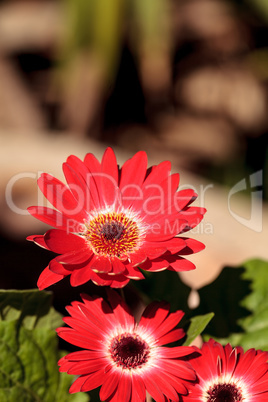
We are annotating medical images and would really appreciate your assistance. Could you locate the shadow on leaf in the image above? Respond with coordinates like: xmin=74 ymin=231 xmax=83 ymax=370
xmin=133 ymin=270 xmax=192 ymax=316
xmin=193 ymin=267 xmax=252 ymax=338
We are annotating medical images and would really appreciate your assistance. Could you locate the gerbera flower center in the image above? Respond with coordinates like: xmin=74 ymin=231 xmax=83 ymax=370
xmin=85 ymin=212 xmax=141 ymax=257
xmin=110 ymin=333 xmax=150 ymax=369
xmin=206 ymin=383 xmax=243 ymax=402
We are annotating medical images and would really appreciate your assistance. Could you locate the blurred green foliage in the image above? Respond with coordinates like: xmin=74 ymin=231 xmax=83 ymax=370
xmin=61 ymin=0 xmax=125 ymax=80
xmin=60 ymin=0 xmax=171 ymax=83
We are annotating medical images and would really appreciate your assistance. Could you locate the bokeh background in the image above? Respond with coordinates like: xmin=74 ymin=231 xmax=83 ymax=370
xmin=1 ymin=0 xmax=268 ymax=311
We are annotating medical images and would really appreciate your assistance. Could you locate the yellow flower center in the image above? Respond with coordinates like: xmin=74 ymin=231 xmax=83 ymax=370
xmin=84 ymin=212 xmax=141 ymax=257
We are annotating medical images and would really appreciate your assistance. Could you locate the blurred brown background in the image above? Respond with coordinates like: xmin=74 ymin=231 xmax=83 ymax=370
xmin=0 ymin=0 xmax=268 ymax=308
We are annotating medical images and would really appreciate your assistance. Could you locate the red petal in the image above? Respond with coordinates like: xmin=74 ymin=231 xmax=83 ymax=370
xmin=132 ymin=374 xmax=146 ymax=401
xmin=179 ymin=238 xmax=205 ymax=254
xmin=69 ymin=263 xmax=94 ymax=286
xmin=175 ymin=189 xmax=197 ymax=210
xmin=180 ymin=207 xmax=206 ymax=232
xmin=141 ymin=173 xmax=180 ymax=219
xmin=28 ymin=206 xmax=82 ymax=231
xmin=72 ymin=297 xmax=115 ymax=332
xmin=168 ymin=256 xmax=196 ymax=272
xmin=129 ymin=251 xmax=147 ymax=266
xmin=146 ymin=371 xmax=179 ymax=401
xmin=27 ymin=235 xmax=48 ymax=250
xmin=159 ymin=359 xmax=196 ymax=381
xmin=145 ymin=217 xmax=189 ymax=241
xmin=139 ymin=301 xmax=170 ymax=332
xmin=57 ymin=328 xmax=102 ymax=350
xmin=84 ymin=152 xmax=101 ymax=172
xmin=120 ymin=151 xmax=148 ymax=209
xmin=49 ymin=259 xmax=73 ymax=275
xmin=44 ymin=229 xmax=87 ymax=254
xmin=106 ymin=289 xmax=135 ymax=328
xmin=158 ymin=370 xmax=189 ymax=396
xmin=110 ymin=257 xmax=127 ymax=275
xmin=152 ymin=310 xmax=184 ymax=339
xmin=74 ymin=153 xmax=104 ymax=209
xmin=133 ymin=160 xmax=172 ymax=212
xmin=66 ymin=350 xmax=105 ymax=361
xmin=140 ymin=258 xmax=169 ymax=272
xmin=124 ymin=264 xmax=145 ymax=280
xmin=142 ymin=160 xmax=171 ymax=187
xmin=91 ymin=256 xmax=112 ymax=273
xmin=162 ymin=237 xmax=187 ymax=253
xmin=141 ymin=244 xmax=167 ymax=259
xmin=69 ymin=375 xmax=88 ymax=393
xmin=67 ymin=358 xmax=107 ymax=375
xmin=160 ymin=346 xmax=196 ymax=358
xmin=55 ymin=248 xmax=92 ymax=264
xmin=90 ymin=271 xmax=113 ymax=286
xmin=142 ymin=373 xmax=166 ymax=402
xmin=101 ymin=148 xmax=120 ymax=206
xmin=109 ymin=275 xmax=130 ymax=288
xmin=37 ymin=266 xmax=65 ymax=290
xmin=63 ymin=161 xmax=95 ymax=211
xmin=64 ymin=155 xmax=104 ymax=210
xmin=38 ymin=173 xmax=87 ymax=221
xmin=156 ymin=328 xmax=185 ymax=346
xmin=80 ymin=369 xmax=109 ymax=393
xmin=116 ymin=371 xmax=131 ymax=402
xmin=143 ymin=237 xmax=186 ymax=255
xmin=63 ymin=317 xmax=106 ymax=341
xmin=100 ymin=370 xmax=121 ymax=401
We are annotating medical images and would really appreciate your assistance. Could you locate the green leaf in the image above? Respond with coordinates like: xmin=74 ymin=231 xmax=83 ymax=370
xmin=226 ymin=259 xmax=268 ymax=350
xmin=183 ymin=313 xmax=214 ymax=346
xmin=0 ymin=289 xmax=89 ymax=402
xmin=240 ymin=259 xmax=268 ymax=311
xmin=0 ymin=289 xmax=63 ymax=330
xmin=197 ymin=259 xmax=268 ymax=351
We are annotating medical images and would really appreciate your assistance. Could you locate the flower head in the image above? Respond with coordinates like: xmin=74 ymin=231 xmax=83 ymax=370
xmin=183 ymin=339 xmax=268 ymax=401
xmin=57 ymin=290 xmax=197 ymax=401
xmin=27 ymin=148 xmax=205 ymax=289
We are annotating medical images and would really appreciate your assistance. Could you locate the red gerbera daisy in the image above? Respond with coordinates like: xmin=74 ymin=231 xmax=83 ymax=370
xmin=57 ymin=290 xmax=197 ymax=401
xmin=183 ymin=339 xmax=268 ymax=401
xmin=27 ymin=148 xmax=205 ymax=289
